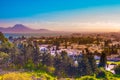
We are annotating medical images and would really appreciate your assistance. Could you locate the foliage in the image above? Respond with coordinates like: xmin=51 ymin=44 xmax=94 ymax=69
xmin=54 ymin=51 xmax=72 ymax=77
xmin=46 ymin=66 xmax=55 ymax=74
xmin=77 ymin=54 xmax=92 ymax=76
xmin=24 ymin=59 xmax=35 ymax=71
xmin=87 ymin=53 xmax=97 ymax=74
xmin=96 ymin=68 xmax=116 ymax=80
xmin=96 ymin=68 xmax=107 ymax=78
xmin=76 ymin=76 xmax=96 ymax=80
xmin=42 ymin=53 xmax=54 ymax=67
xmin=0 ymin=52 xmax=9 ymax=67
xmin=0 ymin=32 xmax=8 ymax=43
xmin=114 ymin=65 xmax=120 ymax=74
xmin=99 ymin=52 xmax=107 ymax=67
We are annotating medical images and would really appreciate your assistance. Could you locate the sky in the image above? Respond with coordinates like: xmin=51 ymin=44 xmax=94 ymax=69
xmin=1 ymin=0 xmax=120 ymax=32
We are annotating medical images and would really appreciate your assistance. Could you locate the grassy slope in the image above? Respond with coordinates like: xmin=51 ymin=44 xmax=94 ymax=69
xmin=0 ymin=71 xmax=120 ymax=80
xmin=0 ymin=71 xmax=57 ymax=80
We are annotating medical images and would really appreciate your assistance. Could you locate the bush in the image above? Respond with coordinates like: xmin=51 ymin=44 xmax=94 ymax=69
xmin=96 ymin=68 xmax=106 ymax=78
xmin=76 ymin=76 xmax=96 ymax=80
xmin=96 ymin=68 xmax=114 ymax=80
xmin=114 ymin=65 xmax=120 ymax=75
xmin=46 ymin=66 xmax=55 ymax=74
xmin=24 ymin=60 xmax=35 ymax=71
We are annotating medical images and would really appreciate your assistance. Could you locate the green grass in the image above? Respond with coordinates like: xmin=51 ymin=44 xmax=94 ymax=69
xmin=96 ymin=60 xmax=120 ymax=65
xmin=107 ymin=61 xmax=120 ymax=65
xmin=0 ymin=70 xmax=120 ymax=80
xmin=0 ymin=71 xmax=57 ymax=80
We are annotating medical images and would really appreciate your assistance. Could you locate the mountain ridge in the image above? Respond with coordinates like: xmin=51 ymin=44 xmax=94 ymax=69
xmin=0 ymin=24 xmax=51 ymax=33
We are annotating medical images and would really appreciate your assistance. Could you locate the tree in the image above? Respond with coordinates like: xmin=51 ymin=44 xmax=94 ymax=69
xmin=33 ymin=43 xmax=42 ymax=68
xmin=64 ymin=39 xmax=67 ymax=49
xmin=9 ymin=47 xmax=19 ymax=64
xmin=54 ymin=53 xmax=63 ymax=77
xmin=25 ymin=43 xmax=34 ymax=63
xmin=77 ymin=54 xmax=92 ymax=76
xmin=17 ymin=42 xmax=35 ymax=68
xmin=0 ymin=32 xmax=8 ymax=43
xmin=54 ymin=51 xmax=73 ymax=77
xmin=42 ymin=53 xmax=54 ymax=67
xmin=99 ymin=52 xmax=107 ymax=67
xmin=0 ymin=52 xmax=9 ymax=65
xmin=53 ymin=40 xmax=60 ymax=50
xmin=87 ymin=53 xmax=97 ymax=73
xmin=0 ymin=32 xmax=13 ymax=53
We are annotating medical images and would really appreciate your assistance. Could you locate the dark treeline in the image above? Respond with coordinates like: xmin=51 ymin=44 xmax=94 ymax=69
xmin=28 ymin=36 xmax=101 ymax=45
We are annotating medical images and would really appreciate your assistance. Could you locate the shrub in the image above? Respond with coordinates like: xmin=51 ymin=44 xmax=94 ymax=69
xmin=96 ymin=68 xmax=106 ymax=78
xmin=46 ymin=66 xmax=55 ymax=74
xmin=24 ymin=59 xmax=35 ymax=71
xmin=0 ymin=52 xmax=9 ymax=64
xmin=114 ymin=65 xmax=120 ymax=74
xmin=76 ymin=76 xmax=96 ymax=80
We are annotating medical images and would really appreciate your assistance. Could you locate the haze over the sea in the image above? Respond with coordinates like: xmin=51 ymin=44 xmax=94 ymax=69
xmin=1 ymin=0 xmax=120 ymax=32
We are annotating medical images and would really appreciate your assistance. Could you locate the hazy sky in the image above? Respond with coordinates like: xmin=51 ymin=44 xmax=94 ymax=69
xmin=1 ymin=0 xmax=120 ymax=32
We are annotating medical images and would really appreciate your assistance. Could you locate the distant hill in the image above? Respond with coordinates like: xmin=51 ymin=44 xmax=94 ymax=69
xmin=0 ymin=24 xmax=51 ymax=33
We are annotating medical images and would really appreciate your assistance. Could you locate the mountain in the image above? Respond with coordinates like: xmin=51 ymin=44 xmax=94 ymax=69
xmin=0 ymin=24 xmax=51 ymax=33
xmin=12 ymin=24 xmax=30 ymax=30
